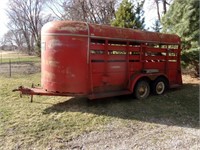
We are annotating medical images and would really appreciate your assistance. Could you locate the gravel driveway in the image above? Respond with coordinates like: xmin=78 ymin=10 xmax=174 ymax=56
xmin=64 ymin=120 xmax=200 ymax=150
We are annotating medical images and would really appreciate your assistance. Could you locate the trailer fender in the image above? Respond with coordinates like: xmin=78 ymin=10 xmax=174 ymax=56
xmin=129 ymin=73 xmax=167 ymax=93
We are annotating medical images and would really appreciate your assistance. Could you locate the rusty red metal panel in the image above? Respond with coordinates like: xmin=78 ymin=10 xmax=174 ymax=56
xmin=41 ymin=22 xmax=89 ymax=94
xmin=42 ymin=21 xmax=88 ymax=35
xmin=89 ymin=23 xmax=181 ymax=44
xmin=129 ymin=46 xmax=140 ymax=52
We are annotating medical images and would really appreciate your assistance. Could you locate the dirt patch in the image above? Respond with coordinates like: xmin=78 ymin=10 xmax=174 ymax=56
xmin=182 ymin=74 xmax=200 ymax=84
xmin=0 ymin=50 xmax=16 ymax=55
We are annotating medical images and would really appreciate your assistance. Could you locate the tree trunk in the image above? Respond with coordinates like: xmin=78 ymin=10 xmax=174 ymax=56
xmin=162 ymin=0 xmax=167 ymax=14
xmin=155 ymin=0 xmax=161 ymax=21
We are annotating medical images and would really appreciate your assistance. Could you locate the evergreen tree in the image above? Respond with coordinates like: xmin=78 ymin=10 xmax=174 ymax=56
xmin=111 ymin=0 xmax=145 ymax=29
xmin=162 ymin=0 xmax=199 ymax=76
xmin=162 ymin=0 xmax=199 ymax=49
xmin=151 ymin=20 xmax=162 ymax=32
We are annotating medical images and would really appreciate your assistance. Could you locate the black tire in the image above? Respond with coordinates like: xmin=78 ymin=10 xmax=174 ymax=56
xmin=152 ymin=78 xmax=167 ymax=95
xmin=135 ymin=80 xmax=150 ymax=100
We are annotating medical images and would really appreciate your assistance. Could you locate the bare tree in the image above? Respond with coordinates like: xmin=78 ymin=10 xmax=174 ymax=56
xmin=3 ymin=30 xmax=26 ymax=51
xmin=6 ymin=0 xmax=54 ymax=55
xmin=154 ymin=0 xmax=172 ymax=21
xmin=46 ymin=0 xmax=67 ymax=20
xmin=47 ymin=0 xmax=116 ymax=24
xmin=1 ymin=32 xmax=14 ymax=47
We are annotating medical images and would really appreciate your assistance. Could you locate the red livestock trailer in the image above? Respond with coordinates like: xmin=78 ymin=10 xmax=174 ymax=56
xmin=13 ymin=21 xmax=182 ymax=101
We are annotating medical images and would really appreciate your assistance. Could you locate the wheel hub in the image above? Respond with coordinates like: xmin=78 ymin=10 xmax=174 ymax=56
xmin=139 ymin=86 xmax=147 ymax=97
xmin=156 ymin=82 xmax=165 ymax=94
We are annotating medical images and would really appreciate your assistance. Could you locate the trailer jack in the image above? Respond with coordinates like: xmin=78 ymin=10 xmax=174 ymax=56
xmin=13 ymin=84 xmax=36 ymax=102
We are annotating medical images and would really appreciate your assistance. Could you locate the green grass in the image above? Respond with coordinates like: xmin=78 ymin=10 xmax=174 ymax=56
xmin=0 ymin=56 xmax=40 ymax=63
xmin=0 ymin=73 xmax=199 ymax=149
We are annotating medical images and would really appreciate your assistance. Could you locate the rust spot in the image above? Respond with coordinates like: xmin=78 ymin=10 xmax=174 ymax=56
xmin=44 ymin=71 xmax=55 ymax=80
xmin=48 ymin=60 xmax=59 ymax=67
xmin=72 ymin=37 xmax=85 ymax=42
xmin=60 ymin=26 xmax=77 ymax=32
xmin=48 ymin=39 xmax=63 ymax=49
xmin=59 ymin=23 xmax=87 ymax=32
xmin=66 ymin=67 xmax=75 ymax=78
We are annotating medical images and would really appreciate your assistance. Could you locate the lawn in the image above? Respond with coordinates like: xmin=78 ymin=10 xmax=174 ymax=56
xmin=0 ymin=51 xmax=40 ymax=63
xmin=0 ymin=73 xmax=199 ymax=149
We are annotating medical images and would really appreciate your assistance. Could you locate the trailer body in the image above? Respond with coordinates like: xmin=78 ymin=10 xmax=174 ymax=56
xmin=14 ymin=21 xmax=182 ymax=100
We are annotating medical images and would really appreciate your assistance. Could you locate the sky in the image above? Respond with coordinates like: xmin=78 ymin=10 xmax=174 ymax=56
xmin=0 ymin=0 xmax=9 ymax=39
xmin=0 ymin=0 xmax=159 ymax=40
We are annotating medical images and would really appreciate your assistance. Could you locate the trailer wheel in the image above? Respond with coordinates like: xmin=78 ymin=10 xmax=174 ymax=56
xmin=152 ymin=78 xmax=167 ymax=95
xmin=135 ymin=80 xmax=150 ymax=100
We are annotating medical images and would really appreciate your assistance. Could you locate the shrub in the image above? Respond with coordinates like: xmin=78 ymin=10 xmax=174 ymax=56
xmin=181 ymin=48 xmax=199 ymax=77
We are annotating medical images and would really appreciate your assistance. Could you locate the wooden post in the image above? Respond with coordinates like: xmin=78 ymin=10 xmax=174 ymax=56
xmin=9 ymin=59 xmax=11 ymax=77
xmin=0 ymin=51 xmax=2 ymax=64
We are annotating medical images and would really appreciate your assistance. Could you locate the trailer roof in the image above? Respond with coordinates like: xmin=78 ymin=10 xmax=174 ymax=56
xmin=42 ymin=21 xmax=181 ymax=44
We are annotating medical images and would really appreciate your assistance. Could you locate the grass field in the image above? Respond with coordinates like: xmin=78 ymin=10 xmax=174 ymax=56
xmin=0 ymin=72 xmax=199 ymax=149
xmin=0 ymin=50 xmax=40 ymax=63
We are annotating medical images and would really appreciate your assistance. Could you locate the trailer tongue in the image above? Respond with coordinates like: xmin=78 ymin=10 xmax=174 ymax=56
xmin=13 ymin=85 xmax=82 ymax=102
